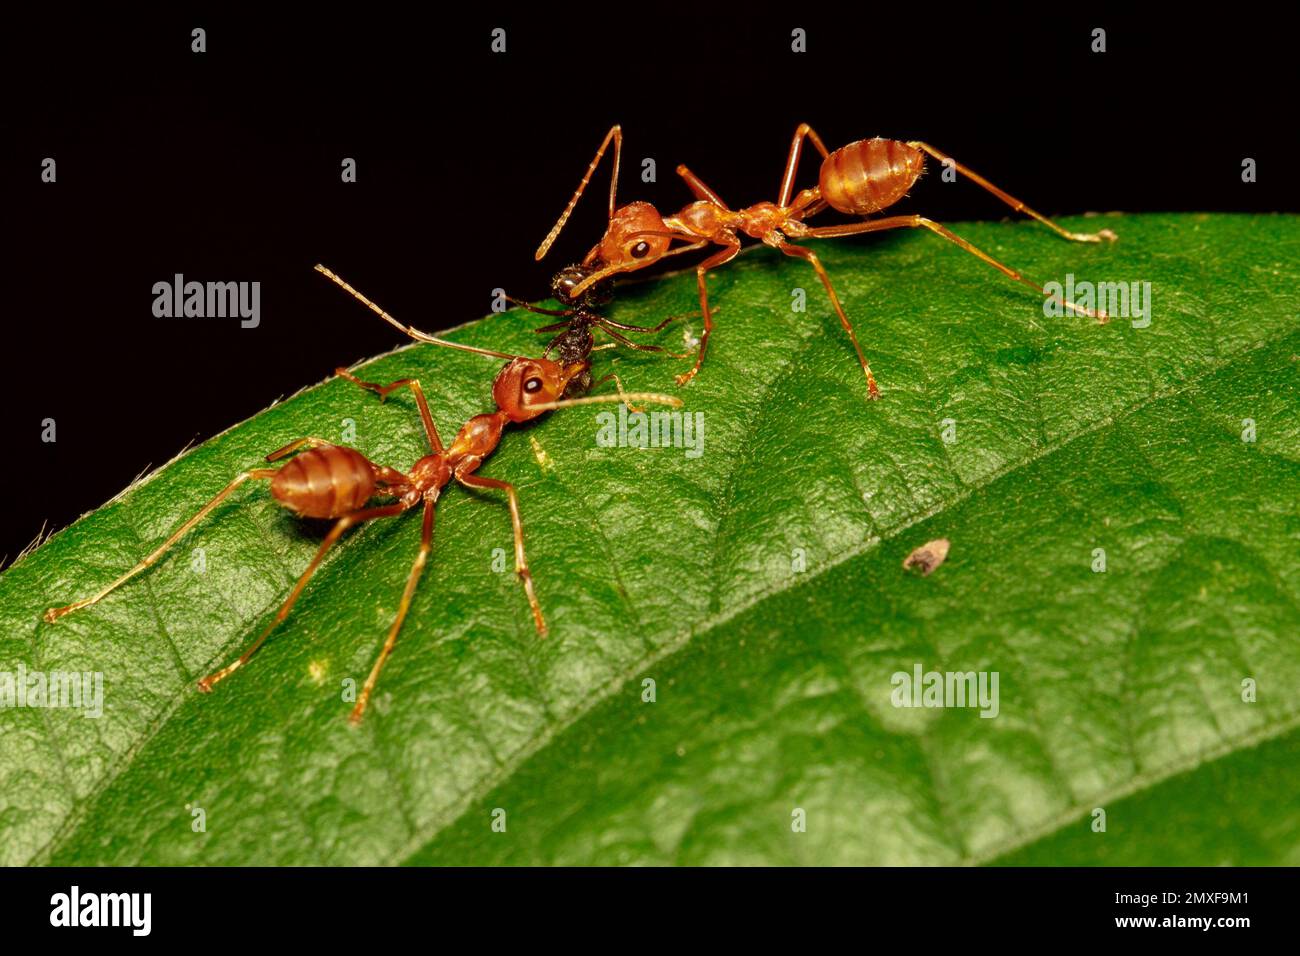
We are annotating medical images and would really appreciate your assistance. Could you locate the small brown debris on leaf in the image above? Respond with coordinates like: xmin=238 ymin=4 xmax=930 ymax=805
xmin=903 ymin=538 xmax=950 ymax=576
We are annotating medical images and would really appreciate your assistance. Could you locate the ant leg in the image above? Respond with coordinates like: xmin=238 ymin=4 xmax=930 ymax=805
xmin=43 ymin=468 xmax=279 ymax=623
xmin=597 ymin=326 xmax=664 ymax=352
xmin=804 ymin=215 xmax=1107 ymax=321
xmin=594 ymin=323 xmax=691 ymax=360
xmin=595 ymin=372 xmax=645 ymax=413
xmin=507 ymin=295 xmax=575 ymax=318
xmin=537 ymin=125 xmax=622 ymax=260
xmin=198 ymin=501 xmax=411 ymax=693
xmin=334 ymin=368 xmax=443 ymax=453
xmin=266 ymin=437 xmax=333 ymax=462
xmin=793 ymin=197 xmax=829 ymax=218
xmin=350 ymin=499 xmax=435 ymax=723
xmin=455 ymin=471 xmax=546 ymax=636
xmin=533 ymin=321 xmax=572 ymax=334
xmin=778 ymin=122 xmax=833 ymax=207
xmin=677 ymin=243 xmax=742 ymax=386
xmin=776 ymin=242 xmax=880 ymax=400
xmin=542 ymin=329 xmax=571 ymax=359
xmin=675 ymin=165 xmax=731 ymax=209
xmin=595 ymin=314 xmax=678 ymax=334
xmin=905 ymin=142 xmax=1118 ymax=243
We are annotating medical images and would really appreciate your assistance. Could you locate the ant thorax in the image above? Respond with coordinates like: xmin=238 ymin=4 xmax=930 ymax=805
xmin=551 ymin=322 xmax=595 ymax=365
xmin=666 ymin=201 xmax=725 ymax=239
xmin=407 ymin=453 xmax=452 ymax=495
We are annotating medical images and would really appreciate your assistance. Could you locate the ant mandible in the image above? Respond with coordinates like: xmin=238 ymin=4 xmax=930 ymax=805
xmin=44 ymin=317 xmax=681 ymax=723
xmin=536 ymin=124 xmax=1118 ymax=399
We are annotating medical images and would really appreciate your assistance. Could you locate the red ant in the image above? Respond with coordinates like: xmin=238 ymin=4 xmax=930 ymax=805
xmin=536 ymin=124 xmax=1118 ymax=399
xmin=43 ymin=299 xmax=681 ymax=723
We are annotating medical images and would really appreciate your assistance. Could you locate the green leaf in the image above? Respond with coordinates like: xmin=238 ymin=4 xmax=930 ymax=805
xmin=3 ymin=214 xmax=1297 ymax=866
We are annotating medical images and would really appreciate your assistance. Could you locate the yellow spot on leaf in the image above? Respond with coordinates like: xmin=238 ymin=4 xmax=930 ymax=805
xmin=529 ymin=436 xmax=553 ymax=472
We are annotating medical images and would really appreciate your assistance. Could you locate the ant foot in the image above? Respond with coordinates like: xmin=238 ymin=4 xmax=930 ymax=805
xmin=1071 ymin=227 xmax=1118 ymax=243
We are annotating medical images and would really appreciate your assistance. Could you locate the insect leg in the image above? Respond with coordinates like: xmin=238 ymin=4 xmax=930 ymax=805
xmin=592 ymin=322 xmax=688 ymax=359
xmin=593 ymin=371 xmax=647 ymax=413
xmin=507 ymin=296 xmax=575 ymax=318
xmin=906 ymin=142 xmax=1118 ymax=243
xmin=197 ymin=501 xmax=411 ymax=693
xmin=334 ymin=368 xmax=443 ymax=453
xmin=43 ymin=469 xmax=280 ymax=624
xmin=266 ymin=437 xmax=334 ymax=462
xmin=350 ymin=499 xmax=436 ymax=723
xmin=804 ymin=215 xmax=1107 ymax=321
xmin=594 ymin=313 xmax=679 ymax=334
xmin=676 ymin=242 xmax=742 ymax=386
xmin=455 ymin=471 xmax=545 ymax=636
xmin=778 ymin=123 xmax=833 ymax=207
xmin=776 ymin=242 xmax=879 ymax=400
xmin=675 ymin=165 xmax=731 ymax=208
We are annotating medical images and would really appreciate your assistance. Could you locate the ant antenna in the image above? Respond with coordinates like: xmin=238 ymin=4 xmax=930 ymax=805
xmin=535 ymin=125 xmax=622 ymax=261
xmin=314 ymin=265 xmax=524 ymax=361
xmin=530 ymin=391 xmax=683 ymax=413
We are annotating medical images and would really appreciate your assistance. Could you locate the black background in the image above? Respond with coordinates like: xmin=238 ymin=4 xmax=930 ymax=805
xmin=3 ymin=7 xmax=1295 ymax=565
xmin=0 ymin=865 xmax=1282 ymax=941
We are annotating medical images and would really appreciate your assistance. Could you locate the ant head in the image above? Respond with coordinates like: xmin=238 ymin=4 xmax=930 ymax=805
xmin=492 ymin=357 xmax=590 ymax=422
xmin=551 ymin=264 xmax=613 ymax=308
xmin=583 ymin=202 xmax=672 ymax=274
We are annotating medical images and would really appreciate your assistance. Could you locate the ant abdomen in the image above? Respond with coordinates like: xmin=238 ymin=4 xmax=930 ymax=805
xmin=819 ymin=138 xmax=926 ymax=216
xmin=271 ymin=444 xmax=377 ymax=519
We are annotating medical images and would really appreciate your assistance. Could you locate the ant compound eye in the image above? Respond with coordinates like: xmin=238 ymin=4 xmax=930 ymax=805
xmin=630 ymin=241 xmax=650 ymax=259
xmin=524 ymin=377 xmax=544 ymax=394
